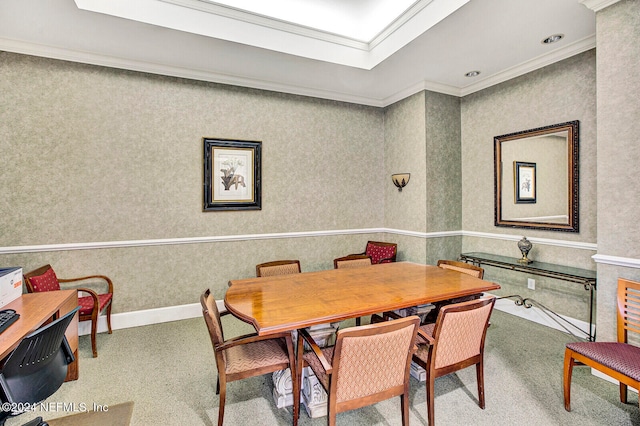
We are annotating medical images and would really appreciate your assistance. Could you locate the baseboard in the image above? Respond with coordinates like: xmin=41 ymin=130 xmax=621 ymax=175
xmin=77 ymin=300 xmax=226 ymax=336
xmin=492 ymin=295 xmax=591 ymax=340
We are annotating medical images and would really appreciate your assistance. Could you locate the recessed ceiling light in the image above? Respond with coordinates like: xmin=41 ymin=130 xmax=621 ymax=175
xmin=542 ymin=34 xmax=564 ymax=44
xmin=465 ymin=71 xmax=481 ymax=78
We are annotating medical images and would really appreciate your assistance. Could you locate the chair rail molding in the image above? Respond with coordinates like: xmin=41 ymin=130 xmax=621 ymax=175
xmin=591 ymin=254 xmax=640 ymax=269
xmin=0 ymin=228 xmax=598 ymax=254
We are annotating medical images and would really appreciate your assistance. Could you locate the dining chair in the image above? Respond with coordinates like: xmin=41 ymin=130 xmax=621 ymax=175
xmin=412 ymin=296 xmax=496 ymax=426
xmin=256 ymin=260 xmax=301 ymax=277
xmin=296 ymin=315 xmax=420 ymax=426
xmin=201 ymin=289 xmax=300 ymax=426
xmin=333 ymin=255 xmax=373 ymax=326
xmin=350 ymin=241 xmax=397 ymax=265
xmin=564 ymin=277 xmax=640 ymax=411
xmin=333 ymin=254 xmax=372 ymax=270
xmin=24 ymin=264 xmax=113 ymax=358
xmin=437 ymin=259 xmax=484 ymax=279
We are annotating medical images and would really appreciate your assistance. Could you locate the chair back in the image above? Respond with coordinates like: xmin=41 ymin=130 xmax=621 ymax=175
xmin=0 ymin=306 xmax=78 ymax=413
xmin=23 ymin=264 xmax=61 ymax=292
xmin=333 ymin=255 xmax=372 ymax=269
xmin=364 ymin=241 xmax=397 ymax=264
xmin=617 ymin=278 xmax=640 ymax=343
xmin=200 ymin=289 xmax=225 ymax=348
xmin=256 ymin=260 xmax=301 ymax=277
xmin=430 ymin=297 xmax=495 ymax=370
xmin=437 ymin=259 xmax=484 ymax=279
xmin=331 ymin=315 xmax=419 ymax=408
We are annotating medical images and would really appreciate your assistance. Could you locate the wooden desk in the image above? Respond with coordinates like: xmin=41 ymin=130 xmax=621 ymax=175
xmin=225 ymin=262 xmax=500 ymax=335
xmin=0 ymin=290 xmax=79 ymax=381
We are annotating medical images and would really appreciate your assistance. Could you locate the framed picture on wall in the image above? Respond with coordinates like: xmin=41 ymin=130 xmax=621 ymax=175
xmin=514 ymin=161 xmax=536 ymax=204
xmin=203 ymin=138 xmax=262 ymax=211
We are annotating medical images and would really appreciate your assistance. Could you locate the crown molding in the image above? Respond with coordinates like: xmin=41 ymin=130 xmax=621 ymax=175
xmin=460 ymin=35 xmax=596 ymax=97
xmin=579 ymin=0 xmax=622 ymax=12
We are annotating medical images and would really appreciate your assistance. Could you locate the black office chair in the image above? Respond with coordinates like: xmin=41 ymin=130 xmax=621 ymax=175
xmin=0 ymin=306 xmax=80 ymax=426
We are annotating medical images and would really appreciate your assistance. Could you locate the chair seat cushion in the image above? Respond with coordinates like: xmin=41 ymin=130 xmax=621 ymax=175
xmin=224 ymin=338 xmax=290 ymax=375
xmin=303 ymin=346 xmax=335 ymax=390
xmin=567 ymin=341 xmax=640 ymax=381
xmin=78 ymin=293 xmax=112 ymax=316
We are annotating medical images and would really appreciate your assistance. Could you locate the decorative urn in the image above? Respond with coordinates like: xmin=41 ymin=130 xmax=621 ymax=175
xmin=517 ymin=236 xmax=533 ymax=264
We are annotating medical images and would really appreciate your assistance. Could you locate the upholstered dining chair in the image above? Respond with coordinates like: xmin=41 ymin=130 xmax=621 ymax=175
xmin=296 ymin=315 xmax=420 ymax=426
xmin=256 ymin=259 xmax=301 ymax=277
xmin=564 ymin=277 xmax=640 ymax=411
xmin=333 ymin=255 xmax=373 ymax=326
xmin=437 ymin=259 xmax=484 ymax=279
xmin=333 ymin=254 xmax=372 ymax=270
xmin=350 ymin=241 xmax=397 ymax=265
xmin=412 ymin=296 xmax=496 ymax=426
xmin=24 ymin=264 xmax=113 ymax=358
xmin=201 ymin=289 xmax=299 ymax=426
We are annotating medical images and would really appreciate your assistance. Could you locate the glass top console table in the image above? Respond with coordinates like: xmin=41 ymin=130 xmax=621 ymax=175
xmin=460 ymin=252 xmax=596 ymax=341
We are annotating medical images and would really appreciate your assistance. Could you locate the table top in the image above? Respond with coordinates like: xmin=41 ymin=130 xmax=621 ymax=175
xmin=225 ymin=262 xmax=500 ymax=335
xmin=0 ymin=290 xmax=77 ymax=360
xmin=460 ymin=252 xmax=596 ymax=282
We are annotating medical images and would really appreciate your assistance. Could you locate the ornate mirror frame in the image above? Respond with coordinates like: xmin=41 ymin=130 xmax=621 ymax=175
xmin=494 ymin=121 xmax=579 ymax=232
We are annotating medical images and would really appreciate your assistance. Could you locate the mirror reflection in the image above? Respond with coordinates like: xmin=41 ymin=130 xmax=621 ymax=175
xmin=494 ymin=121 xmax=579 ymax=232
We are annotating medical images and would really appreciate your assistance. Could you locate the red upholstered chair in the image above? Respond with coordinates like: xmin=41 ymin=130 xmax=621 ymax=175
xmin=351 ymin=241 xmax=397 ymax=265
xmin=24 ymin=264 xmax=113 ymax=358
xmin=564 ymin=278 xmax=640 ymax=411
xmin=296 ymin=315 xmax=420 ymax=425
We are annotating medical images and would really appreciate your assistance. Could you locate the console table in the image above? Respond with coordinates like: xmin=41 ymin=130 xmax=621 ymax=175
xmin=460 ymin=252 xmax=597 ymax=341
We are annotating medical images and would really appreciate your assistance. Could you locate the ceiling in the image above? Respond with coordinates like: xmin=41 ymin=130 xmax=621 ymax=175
xmin=0 ymin=0 xmax=596 ymax=107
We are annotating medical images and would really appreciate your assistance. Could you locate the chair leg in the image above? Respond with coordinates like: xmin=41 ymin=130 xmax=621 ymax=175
xmin=106 ymin=302 xmax=113 ymax=334
xmin=563 ymin=348 xmax=574 ymax=412
xmin=620 ymin=383 xmax=628 ymax=404
xmin=217 ymin=380 xmax=226 ymax=426
xmin=90 ymin=318 xmax=98 ymax=358
xmin=356 ymin=317 xmax=361 ymax=326
xmin=401 ymin=390 xmax=410 ymax=426
xmin=476 ymin=361 xmax=486 ymax=409
xmin=426 ymin=374 xmax=435 ymax=426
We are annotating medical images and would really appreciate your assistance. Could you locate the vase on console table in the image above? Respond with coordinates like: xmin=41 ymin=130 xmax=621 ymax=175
xmin=517 ymin=236 xmax=533 ymax=264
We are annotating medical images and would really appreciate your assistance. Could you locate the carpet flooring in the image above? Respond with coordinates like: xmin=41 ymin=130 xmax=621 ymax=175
xmin=6 ymin=308 xmax=640 ymax=425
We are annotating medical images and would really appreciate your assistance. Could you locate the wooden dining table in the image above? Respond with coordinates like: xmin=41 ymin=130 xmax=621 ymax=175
xmin=225 ymin=261 xmax=500 ymax=336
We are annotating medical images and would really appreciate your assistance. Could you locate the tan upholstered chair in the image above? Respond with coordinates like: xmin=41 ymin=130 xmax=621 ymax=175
xmin=350 ymin=241 xmax=397 ymax=265
xmin=201 ymin=289 xmax=299 ymax=426
xmin=413 ymin=296 xmax=496 ymax=426
xmin=333 ymin=255 xmax=373 ymax=325
xmin=437 ymin=259 xmax=484 ymax=279
xmin=564 ymin=278 xmax=640 ymax=411
xmin=24 ymin=264 xmax=113 ymax=358
xmin=256 ymin=260 xmax=301 ymax=277
xmin=296 ymin=315 xmax=420 ymax=426
xmin=333 ymin=254 xmax=372 ymax=270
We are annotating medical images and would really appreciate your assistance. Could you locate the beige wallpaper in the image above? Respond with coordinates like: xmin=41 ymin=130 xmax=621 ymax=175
xmin=0 ymin=52 xmax=385 ymax=311
xmin=594 ymin=0 xmax=640 ymax=341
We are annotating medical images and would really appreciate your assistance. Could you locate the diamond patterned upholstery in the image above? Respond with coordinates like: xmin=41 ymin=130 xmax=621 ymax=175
xmin=297 ymin=315 xmax=420 ymax=425
xmin=364 ymin=241 xmax=397 ymax=264
xmin=24 ymin=264 xmax=113 ymax=358
xmin=564 ymin=278 xmax=640 ymax=411
xmin=255 ymin=260 xmax=301 ymax=277
xmin=413 ymin=296 xmax=495 ymax=426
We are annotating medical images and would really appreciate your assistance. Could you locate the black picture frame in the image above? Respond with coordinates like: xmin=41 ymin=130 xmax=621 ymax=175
xmin=514 ymin=161 xmax=536 ymax=204
xmin=203 ymin=138 xmax=262 ymax=211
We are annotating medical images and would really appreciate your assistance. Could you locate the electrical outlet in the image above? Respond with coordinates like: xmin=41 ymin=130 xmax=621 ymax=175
xmin=527 ymin=278 xmax=535 ymax=290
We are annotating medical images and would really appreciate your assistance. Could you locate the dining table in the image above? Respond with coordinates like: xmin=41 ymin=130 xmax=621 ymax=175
xmin=225 ymin=261 xmax=501 ymax=336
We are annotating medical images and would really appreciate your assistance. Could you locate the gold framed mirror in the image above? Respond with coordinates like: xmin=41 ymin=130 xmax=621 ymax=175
xmin=494 ymin=121 xmax=579 ymax=232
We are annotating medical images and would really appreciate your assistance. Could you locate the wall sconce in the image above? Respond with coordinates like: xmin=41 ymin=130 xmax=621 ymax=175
xmin=391 ymin=173 xmax=410 ymax=192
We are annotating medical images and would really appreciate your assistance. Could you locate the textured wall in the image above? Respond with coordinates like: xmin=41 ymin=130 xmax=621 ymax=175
xmin=595 ymin=0 xmax=640 ymax=341
xmin=460 ymin=50 xmax=598 ymax=321
xmin=0 ymin=53 xmax=385 ymax=311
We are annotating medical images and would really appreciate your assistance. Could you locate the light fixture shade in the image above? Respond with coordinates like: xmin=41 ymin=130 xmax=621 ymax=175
xmin=391 ymin=173 xmax=410 ymax=191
